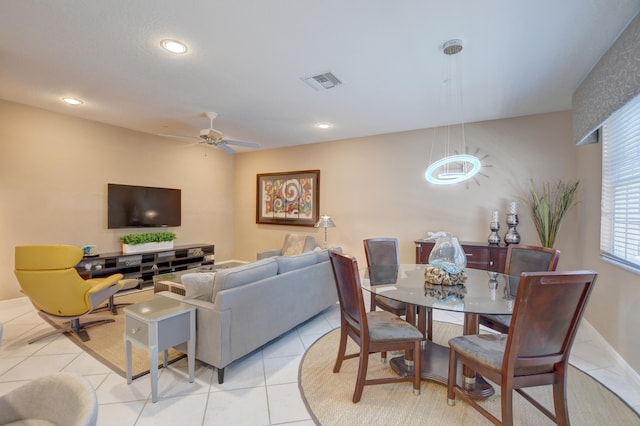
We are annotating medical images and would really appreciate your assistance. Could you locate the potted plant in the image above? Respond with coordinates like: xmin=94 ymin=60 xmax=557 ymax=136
xmin=526 ymin=179 xmax=580 ymax=248
xmin=120 ymin=231 xmax=176 ymax=254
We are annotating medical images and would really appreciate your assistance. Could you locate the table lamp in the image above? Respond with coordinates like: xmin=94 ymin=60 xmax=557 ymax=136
xmin=314 ymin=214 xmax=336 ymax=248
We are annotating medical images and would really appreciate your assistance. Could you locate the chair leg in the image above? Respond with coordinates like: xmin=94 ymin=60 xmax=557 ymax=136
xmin=333 ymin=327 xmax=348 ymax=373
xmin=552 ymin=367 xmax=570 ymax=426
xmin=352 ymin=346 xmax=369 ymax=403
xmin=501 ymin=379 xmax=515 ymax=426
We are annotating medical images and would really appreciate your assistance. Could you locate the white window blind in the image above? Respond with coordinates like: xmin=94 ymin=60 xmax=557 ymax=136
xmin=601 ymin=93 xmax=640 ymax=273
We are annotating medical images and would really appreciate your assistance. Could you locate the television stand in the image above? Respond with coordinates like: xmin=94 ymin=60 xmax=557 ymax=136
xmin=75 ymin=243 xmax=215 ymax=290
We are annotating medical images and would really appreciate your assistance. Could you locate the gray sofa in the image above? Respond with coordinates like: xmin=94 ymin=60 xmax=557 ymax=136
xmin=156 ymin=248 xmax=338 ymax=383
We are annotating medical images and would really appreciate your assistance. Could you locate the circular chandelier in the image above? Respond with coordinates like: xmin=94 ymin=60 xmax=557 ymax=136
xmin=425 ymin=39 xmax=481 ymax=186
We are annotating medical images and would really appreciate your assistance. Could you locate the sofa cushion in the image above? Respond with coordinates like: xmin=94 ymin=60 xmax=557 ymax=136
xmin=181 ymin=272 xmax=216 ymax=301
xmin=211 ymin=258 xmax=278 ymax=302
xmin=276 ymin=251 xmax=318 ymax=274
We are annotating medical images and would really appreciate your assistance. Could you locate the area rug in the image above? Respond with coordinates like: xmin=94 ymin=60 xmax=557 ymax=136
xmin=42 ymin=289 xmax=185 ymax=379
xmin=299 ymin=323 xmax=640 ymax=425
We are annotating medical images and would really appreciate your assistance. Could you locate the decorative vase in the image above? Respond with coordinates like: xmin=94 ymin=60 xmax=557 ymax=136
xmin=488 ymin=221 xmax=501 ymax=245
xmin=428 ymin=233 xmax=467 ymax=274
xmin=504 ymin=213 xmax=521 ymax=245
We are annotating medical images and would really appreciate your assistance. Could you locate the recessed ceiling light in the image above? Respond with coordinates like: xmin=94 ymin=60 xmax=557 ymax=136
xmin=160 ymin=39 xmax=188 ymax=54
xmin=316 ymin=123 xmax=332 ymax=129
xmin=62 ymin=97 xmax=83 ymax=105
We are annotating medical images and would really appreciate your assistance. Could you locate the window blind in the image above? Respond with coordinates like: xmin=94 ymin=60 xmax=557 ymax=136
xmin=601 ymin=93 xmax=640 ymax=273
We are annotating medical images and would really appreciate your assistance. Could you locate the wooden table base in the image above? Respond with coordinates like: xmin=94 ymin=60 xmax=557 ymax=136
xmin=389 ymin=340 xmax=495 ymax=400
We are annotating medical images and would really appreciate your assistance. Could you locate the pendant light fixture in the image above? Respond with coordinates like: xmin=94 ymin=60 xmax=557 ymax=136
xmin=425 ymin=39 xmax=481 ymax=185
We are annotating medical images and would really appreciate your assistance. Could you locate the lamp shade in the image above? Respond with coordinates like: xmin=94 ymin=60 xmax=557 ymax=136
xmin=314 ymin=215 xmax=336 ymax=228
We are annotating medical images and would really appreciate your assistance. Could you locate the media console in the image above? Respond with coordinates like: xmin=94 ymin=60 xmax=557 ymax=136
xmin=76 ymin=243 xmax=215 ymax=289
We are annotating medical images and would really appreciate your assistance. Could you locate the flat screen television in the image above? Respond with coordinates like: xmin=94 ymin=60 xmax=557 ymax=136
xmin=108 ymin=183 xmax=181 ymax=229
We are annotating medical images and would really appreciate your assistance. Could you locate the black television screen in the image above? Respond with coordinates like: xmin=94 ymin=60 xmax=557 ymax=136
xmin=108 ymin=183 xmax=181 ymax=229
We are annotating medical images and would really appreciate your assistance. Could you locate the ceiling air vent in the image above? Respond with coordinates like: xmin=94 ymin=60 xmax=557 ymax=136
xmin=302 ymin=72 xmax=343 ymax=91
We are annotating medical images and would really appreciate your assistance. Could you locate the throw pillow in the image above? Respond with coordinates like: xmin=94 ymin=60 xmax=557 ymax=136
xmin=181 ymin=272 xmax=216 ymax=301
xmin=282 ymin=234 xmax=306 ymax=256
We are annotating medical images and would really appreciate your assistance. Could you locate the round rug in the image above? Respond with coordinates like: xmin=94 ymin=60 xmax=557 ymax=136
xmin=299 ymin=323 xmax=640 ymax=425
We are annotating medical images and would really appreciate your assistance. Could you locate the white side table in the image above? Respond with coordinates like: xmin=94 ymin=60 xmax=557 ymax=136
xmin=124 ymin=296 xmax=196 ymax=403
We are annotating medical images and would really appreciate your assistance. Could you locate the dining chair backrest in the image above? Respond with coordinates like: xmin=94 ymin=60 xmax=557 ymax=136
xmin=329 ymin=250 xmax=368 ymax=339
xmin=504 ymin=245 xmax=560 ymax=295
xmin=363 ymin=238 xmax=400 ymax=267
xmin=506 ymin=270 xmax=596 ymax=374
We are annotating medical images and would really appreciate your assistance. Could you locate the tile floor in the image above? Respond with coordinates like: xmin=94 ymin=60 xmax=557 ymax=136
xmin=1 ymin=295 xmax=639 ymax=425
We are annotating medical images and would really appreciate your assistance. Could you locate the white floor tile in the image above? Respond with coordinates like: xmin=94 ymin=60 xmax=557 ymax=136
xmin=267 ymin=382 xmax=312 ymax=424
xmin=136 ymin=393 xmax=209 ymax=426
xmin=95 ymin=371 xmax=152 ymax=404
xmin=0 ymin=353 xmax=78 ymax=381
xmin=97 ymin=401 xmax=145 ymax=426
xmin=204 ymin=386 xmax=270 ymax=425
xmin=262 ymin=330 xmax=305 ymax=359
xmin=264 ymin=355 xmax=302 ymax=386
xmin=155 ymin=358 xmax=213 ymax=398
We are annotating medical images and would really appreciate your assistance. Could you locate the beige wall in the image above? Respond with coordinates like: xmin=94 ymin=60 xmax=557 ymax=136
xmin=233 ymin=111 xmax=581 ymax=270
xmin=0 ymin=100 xmax=236 ymax=300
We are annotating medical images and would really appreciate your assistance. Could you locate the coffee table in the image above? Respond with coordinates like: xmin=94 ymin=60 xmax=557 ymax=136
xmin=124 ymin=296 xmax=196 ymax=403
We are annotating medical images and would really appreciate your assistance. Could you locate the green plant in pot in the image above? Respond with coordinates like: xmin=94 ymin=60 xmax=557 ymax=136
xmin=526 ymin=180 xmax=579 ymax=248
xmin=120 ymin=232 xmax=176 ymax=245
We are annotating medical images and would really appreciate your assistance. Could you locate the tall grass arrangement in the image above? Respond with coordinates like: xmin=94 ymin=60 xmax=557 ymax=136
xmin=527 ymin=180 xmax=580 ymax=248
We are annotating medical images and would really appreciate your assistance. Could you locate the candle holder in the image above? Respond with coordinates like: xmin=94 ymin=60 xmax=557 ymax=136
xmin=504 ymin=213 xmax=521 ymax=245
xmin=487 ymin=220 xmax=501 ymax=245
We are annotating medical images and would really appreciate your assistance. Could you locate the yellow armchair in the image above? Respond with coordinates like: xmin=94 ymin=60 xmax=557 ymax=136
xmin=14 ymin=244 xmax=124 ymax=343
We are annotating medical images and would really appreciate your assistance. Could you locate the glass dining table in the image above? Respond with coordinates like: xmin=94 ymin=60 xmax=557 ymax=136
xmin=361 ymin=264 xmax=518 ymax=399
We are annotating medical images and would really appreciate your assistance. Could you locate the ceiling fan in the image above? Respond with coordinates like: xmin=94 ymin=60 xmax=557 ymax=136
xmin=163 ymin=112 xmax=260 ymax=154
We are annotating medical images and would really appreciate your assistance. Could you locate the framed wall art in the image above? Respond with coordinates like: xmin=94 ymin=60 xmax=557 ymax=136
xmin=256 ymin=170 xmax=320 ymax=226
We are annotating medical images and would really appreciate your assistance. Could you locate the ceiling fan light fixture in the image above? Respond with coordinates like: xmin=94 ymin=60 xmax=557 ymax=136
xmin=160 ymin=39 xmax=188 ymax=54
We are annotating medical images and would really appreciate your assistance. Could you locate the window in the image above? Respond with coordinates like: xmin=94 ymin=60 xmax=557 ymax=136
xmin=601 ymin=93 xmax=640 ymax=273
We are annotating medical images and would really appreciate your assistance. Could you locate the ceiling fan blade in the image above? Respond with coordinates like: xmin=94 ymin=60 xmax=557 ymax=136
xmin=223 ymin=139 xmax=260 ymax=148
xmin=157 ymin=133 xmax=200 ymax=141
xmin=217 ymin=143 xmax=236 ymax=154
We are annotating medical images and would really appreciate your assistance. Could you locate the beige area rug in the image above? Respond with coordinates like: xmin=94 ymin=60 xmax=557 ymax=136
xmin=299 ymin=323 xmax=640 ymax=425
xmin=43 ymin=289 xmax=185 ymax=380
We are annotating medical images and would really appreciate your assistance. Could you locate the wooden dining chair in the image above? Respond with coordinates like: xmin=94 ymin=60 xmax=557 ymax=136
xmin=364 ymin=238 xmax=433 ymax=342
xmin=329 ymin=250 xmax=423 ymax=403
xmin=447 ymin=270 xmax=597 ymax=425
xmin=479 ymin=245 xmax=560 ymax=334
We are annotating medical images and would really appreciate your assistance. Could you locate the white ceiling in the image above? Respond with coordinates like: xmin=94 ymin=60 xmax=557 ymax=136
xmin=1 ymin=1 xmax=639 ymax=152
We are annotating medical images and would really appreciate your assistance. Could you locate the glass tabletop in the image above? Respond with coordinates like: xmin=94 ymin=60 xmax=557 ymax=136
xmin=361 ymin=264 xmax=518 ymax=315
